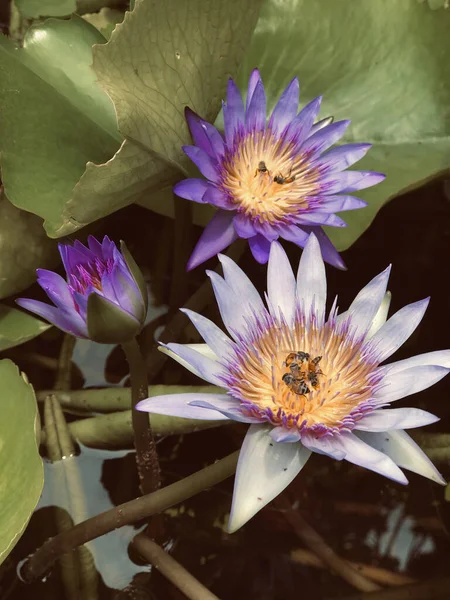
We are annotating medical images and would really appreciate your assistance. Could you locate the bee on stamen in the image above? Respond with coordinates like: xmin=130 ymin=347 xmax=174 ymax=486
xmin=274 ymin=168 xmax=296 ymax=185
xmin=282 ymin=373 xmax=309 ymax=396
xmin=282 ymin=352 xmax=324 ymax=395
xmin=254 ymin=160 xmax=270 ymax=177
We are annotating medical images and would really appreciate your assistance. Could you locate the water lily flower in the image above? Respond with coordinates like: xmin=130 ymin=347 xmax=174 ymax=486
xmin=137 ymin=234 xmax=448 ymax=532
xmin=17 ymin=236 xmax=148 ymax=344
xmin=175 ymin=69 xmax=385 ymax=271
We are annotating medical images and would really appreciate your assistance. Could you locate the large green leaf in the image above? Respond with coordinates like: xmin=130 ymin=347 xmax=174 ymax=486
xmin=140 ymin=0 xmax=450 ymax=251
xmin=54 ymin=0 xmax=263 ymax=236
xmin=0 ymin=15 xmax=121 ymax=235
xmin=0 ymin=191 xmax=58 ymax=299
xmin=0 ymin=306 xmax=51 ymax=351
xmin=0 ymin=360 xmax=43 ymax=565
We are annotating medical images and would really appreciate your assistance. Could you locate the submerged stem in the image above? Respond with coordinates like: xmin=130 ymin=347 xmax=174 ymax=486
xmin=132 ymin=534 xmax=219 ymax=600
xmin=122 ymin=338 xmax=160 ymax=494
xmin=21 ymin=450 xmax=239 ymax=583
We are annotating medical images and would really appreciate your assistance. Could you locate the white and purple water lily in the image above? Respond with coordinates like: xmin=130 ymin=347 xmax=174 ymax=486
xmin=175 ymin=69 xmax=385 ymax=271
xmin=137 ymin=235 xmax=448 ymax=532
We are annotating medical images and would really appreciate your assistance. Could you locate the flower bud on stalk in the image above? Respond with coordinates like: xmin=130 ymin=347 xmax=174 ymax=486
xmin=17 ymin=236 xmax=148 ymax=344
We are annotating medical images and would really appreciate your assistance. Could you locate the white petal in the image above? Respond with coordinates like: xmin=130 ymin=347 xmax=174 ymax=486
xmin=375 ymin=365 xmax=450 ymax=403
xmin=301 ymin=433 xmax=346 ymax=460
xmin=366 ymin=291 xmax=391 ymax=339
xmin=136 ymin=393 xmax=230 ymax=420
xmin=207 ymin=271 xmax=253 ymax=340
xmin=228 ymin=425 xmax=311 ymax=533
xmin=354 ymin=408 xmax=439 ymax=432
xmin=341 ymin=267 xmax=391 ymax=338
xmin=218 ymin=254 xmax=267 ymax=318
xmin=162 ymin=343 xmax=225 ymax=386
xmin=267 ymin=241 xmax=296 ymax=326
xmin=356 ymin=429 xmax=446 ymax=485
xmin=380 ymin=349 xmax=450 ymax=376
xmin=180 ymin=309 xmax=234 ymax=358
xmin=333 ymin=432 xmax=408 ymax=484
xmin=296 ymin=234 xmax=326 ymax=324
xmin=367 ymin=298 xmax=430 ymax=362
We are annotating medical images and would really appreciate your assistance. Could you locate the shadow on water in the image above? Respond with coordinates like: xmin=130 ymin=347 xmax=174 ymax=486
xmin=2 ymin=177 xmax=450 ymax=599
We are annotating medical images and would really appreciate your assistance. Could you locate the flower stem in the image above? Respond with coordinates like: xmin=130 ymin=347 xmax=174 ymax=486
xmin=20 ymin=450 xmax=239 ymax=583
xmin=122 ymin=338 xmax=160 ymax=494
xmin=132 ymin=533 xmax=220 ymax=600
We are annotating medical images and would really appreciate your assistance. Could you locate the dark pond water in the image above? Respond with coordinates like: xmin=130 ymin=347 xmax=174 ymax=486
xmin=1 ymin=177 xmax=450 ymax=599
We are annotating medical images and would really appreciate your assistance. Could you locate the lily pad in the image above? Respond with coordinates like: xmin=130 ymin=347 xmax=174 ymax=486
xmin=0 ymin=15 xmax=121 ymax=235
xmin=82 ymin=8 xmax=124 ymax=39
xmin=56 ymin=0 xmax=263 ymax=236
xmin=0 ymin=306 xmax=51 ymax=352
xmin=0 ymin=360 xmax=43 ymax=565
xmin=0 ymin=191 xmax=58 ymax=299
xmin=140 ymin=0 xmax=450 ymax=252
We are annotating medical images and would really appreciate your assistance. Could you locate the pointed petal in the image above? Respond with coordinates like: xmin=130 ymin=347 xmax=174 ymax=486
xmin=59 ymin=242 xmax=92 ymax=274
xmin=187 ymin=211 xmax=238 ymax=271
xmin=173 ymin=178 xmax=210 ymax=202
xmin=163 ymin=342 xmax=225 ymax=386
xmin=300 ymin=433 xmax=346 ymax=460
xmin=228 ymin=425 xmax=311 ymax=532
xmin=185 ymin=107 xmax=224 ymax=158
xmin=267 ymin=241 xmax=296 ymax=326
xmin=246 ymin=68 xmax=261 ymax=112
xmin=182 ymin=145 xmax=219 ymax=183
xmin=357 ymin=429 xmax=446 ymax=485
xmin=334 ymin=432 xmax=408 ymax=484
xmin=223 ymin=78 xmax=245 ymax=143
xmin=189 ymin=397 xmax=260 ymax=423
xmin=218 ymin=254 xmax=267 ymax=318
xmin=368 ymin=298 xmax=430 ymax=362
xmin=355 ymin=408 xmax=439 ymax=432
xmin=317 ymin=143 xmax=372 ymax=173
xmin=159 ymin=343 xmax=217 ymax=380
xmin=341 ymin=266 xmax=391 ymax=339
xmin=233 ymin=213 xmax=257 ymax=238
xmin=246 ymin=80 xmax=266 ymax=132
xmin=286 ymin=96 xmax=322 ymax=146
xmin=136 ymin=393 xmax=230 ymax=420
xmin=268 ymin=77 xmax=299 ymax=136
xmin=206 ymin=272 xmax=253 ymax=340
xmin=294 ymin=212 xmax=347 ymax=228
xmin=16 ymin=299 xmax=87 ymax=338
xmin=300 ymin=226 xmax=346 ymax=270
xmin=366 ymin=292 xmax=391 ymax=339
xmin=375 ymin=365 xmax=450 ymax=403
xmin=180 ymin=308 xmax=234 ymax=358
xmin=299 ymin=121 xmax=350 ymax=160
xmin=315 ymin=195 xmax=368 ymax=213
xmin=296 ymin=234 xmax=326 ymax=324
xmin=323 ymin=171 xmax=386 ymax=194
xmin=381 ymin=350 xmax=450 ymax=376
xmin=248 ymin=234 xmax=271 ymax=264
xmin=280 ymin=224 xmax=310 ymax=247
xmin=36 ymin=269 xmax=73 ymax=308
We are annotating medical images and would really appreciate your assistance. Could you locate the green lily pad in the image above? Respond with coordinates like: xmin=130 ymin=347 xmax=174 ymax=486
xmin=140 ymin=0 xmax=450 ymax=252
xmin=0 ymin=15 xmax=121 ymax=235
xmin=15 ymin=0 xmax=76 ymax=18
xmin=0 ymin=191 xmax=58 ymax=299
xmin=55 ymin=0 xmax=263 ymax=237
xmin=0 ymin=360 xmax=43 ymax=565
xmin=0 ymin=306 xmax=51 ymax=352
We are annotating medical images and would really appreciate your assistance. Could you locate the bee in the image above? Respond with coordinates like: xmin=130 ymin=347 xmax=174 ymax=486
xmin=282 ymin=373 xmax=310 ymax=396
xmin=285 ymin=351 xmax=310 ymax=367
xmin=254 ymin=160 xmax=270 ymax=177
xmin=307 ymin=356 xmax=323 ymax=389
xmin=274 ymin=168 xmax=296 ymax=185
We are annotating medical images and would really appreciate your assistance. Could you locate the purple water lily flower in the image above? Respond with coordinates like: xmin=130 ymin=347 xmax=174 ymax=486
xmin=175 ymin=69 xmax=385 ymax=271
xmin=137 ymin=234 xmax=448 ymax=532
xmin=17 ymin=236 xmax=148 ymax=344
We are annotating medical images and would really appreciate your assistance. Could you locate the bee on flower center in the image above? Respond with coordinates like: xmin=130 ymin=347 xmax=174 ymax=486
xmin=282 ymin=351 xmax=324 ymax=395
xmin=274 ymin=168 xmax=296 ymax=185
xmin=254 ymin=160 xmax=270 ymax=177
